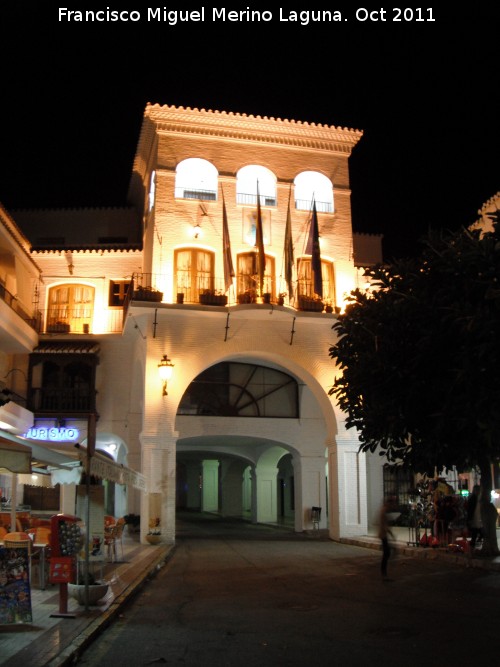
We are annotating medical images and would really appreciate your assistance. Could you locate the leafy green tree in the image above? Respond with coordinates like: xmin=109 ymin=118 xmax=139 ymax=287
xmin=329 ymin=214 xmax=500 ymax=555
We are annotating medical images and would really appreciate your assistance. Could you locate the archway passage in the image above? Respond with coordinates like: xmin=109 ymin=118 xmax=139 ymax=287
xmin=176 ymin=437 xmax=306 ymax=538
xmin=173 ymin=358 xmax=331 ymax=538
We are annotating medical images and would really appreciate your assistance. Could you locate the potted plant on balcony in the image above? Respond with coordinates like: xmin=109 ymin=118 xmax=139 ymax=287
xmin=277 ymin=292 xmax=287 ymax=306
xmin=237 ymin=288 xmax=257 ymax=304
xmin=298 ymin=295 xmax=324 ymax=312
xmin=199 ymin=289 xmax=228 ymax=306
xmin=145 ymin=517 xmax=161 ymax=545
xmin=324 ymin=299 xmax=333 ymax=313
xmin=133 ymin=286 xmax=163 ymax=302
xmin=47 ymin=321 xmax=71 ymax=333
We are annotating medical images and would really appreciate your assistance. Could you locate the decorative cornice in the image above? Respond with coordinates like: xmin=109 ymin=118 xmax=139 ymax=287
xmin=31 ymin=245 xmax=142 ymax=254
xmin=477 ymin=191 xmax=500 ymax=216
xmin=0 ymin=202 xmax=42 ymax=270
xmin=143 ymin=103 xmax=363 ymax=154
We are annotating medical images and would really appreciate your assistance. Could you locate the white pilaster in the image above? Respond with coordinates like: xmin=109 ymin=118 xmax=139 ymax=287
xmin=201 ymin=459 xmax=219 ymax=512
xmin=255 ymin=463 xmax=278 ymax=524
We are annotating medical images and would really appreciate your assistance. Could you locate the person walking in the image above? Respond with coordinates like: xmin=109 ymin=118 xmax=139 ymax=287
xmin=378 ymin=496 xmax=397 ymax=581
xmin=466 ymin=484 xmax=483 ymax=552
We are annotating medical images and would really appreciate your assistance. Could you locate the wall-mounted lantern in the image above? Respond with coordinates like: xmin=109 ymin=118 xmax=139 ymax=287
xmin=158 ymin=354 xmax=174 ymax=396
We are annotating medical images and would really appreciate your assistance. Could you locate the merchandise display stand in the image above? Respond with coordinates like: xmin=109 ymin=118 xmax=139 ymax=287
xmin=48 ymin=514 xmax=81 ymax=619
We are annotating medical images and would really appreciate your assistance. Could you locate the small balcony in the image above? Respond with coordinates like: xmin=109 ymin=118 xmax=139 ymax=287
xmin=295 ymin=199 xmax=333 ymax=213
xmin=174 ymin=187 xmax=217 ymax=201
xmin=126 ymin=273 xmax=337 ymax=313
xmin=236 ymin=192 xmax=277 ymax=207
xmin=0 ymin=283 xmax=38 ymax=330
xmin=36 ymin=308 xmax=124 ymax=335
xmin=28 ymin=387 xmax=97 ymax=415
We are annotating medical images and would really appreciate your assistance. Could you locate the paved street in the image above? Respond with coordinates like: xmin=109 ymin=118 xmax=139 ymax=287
xmin=74 ymin=514 xmax=500 ymax=667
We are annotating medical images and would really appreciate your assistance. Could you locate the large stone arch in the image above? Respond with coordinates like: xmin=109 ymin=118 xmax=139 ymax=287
xmin=138 ymin=308 xmax=362 ymax=541
xmin=173 ymin=350 xmax=338 ymax=446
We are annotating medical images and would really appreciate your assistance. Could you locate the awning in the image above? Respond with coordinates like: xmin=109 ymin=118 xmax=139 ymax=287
xmin=82 ymin=450 xmax=147 ymax=492
xmin=1 ymin=430 xmax=146 ymax=491
xmin=0 ymin=437 xmax=32 ymax=473
xmin=18 ymin=472 xmax=57 ymax=488
xmin=32 ymin=341 xmax=100 ymax=354
xmin=0 ymin=401 xmax=34 ymax=435
xmin=0 ymin=428 xmax=80 ymax=472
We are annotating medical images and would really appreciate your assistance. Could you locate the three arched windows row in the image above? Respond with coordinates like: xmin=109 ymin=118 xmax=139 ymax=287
xmin=175 ymin=248 xmax=335 ymax=304
xmin=173 ymin=159 xmax=334 ymax=214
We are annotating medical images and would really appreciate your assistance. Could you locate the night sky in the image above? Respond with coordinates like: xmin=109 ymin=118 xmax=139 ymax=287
xmin=1 ymin=5 xmax=498 ymax=261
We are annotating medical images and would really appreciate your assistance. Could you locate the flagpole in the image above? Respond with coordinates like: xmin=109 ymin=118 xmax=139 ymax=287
xmin=305 ymin=196 xmax=323 ymax=298
xmin=221 ymin=185 xmax=235 ymax=294
xmin=255 ymin=180 xmax=266 ymax=297
xmin=311 ymin=198 xmax=323 ymax=298
xmin=284 ymin=185 xmax=294 ymax=299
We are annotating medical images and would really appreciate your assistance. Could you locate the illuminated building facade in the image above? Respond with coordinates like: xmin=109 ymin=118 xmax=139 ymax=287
xmin=2 ymin=105 xmax=386 ymax=542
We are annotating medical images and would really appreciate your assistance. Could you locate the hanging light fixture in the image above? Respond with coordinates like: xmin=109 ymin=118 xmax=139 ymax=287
xmin=192 ymin=222 xmax=202 ymax=239
xmin=158 ymin=354 xmax=174 ymax=396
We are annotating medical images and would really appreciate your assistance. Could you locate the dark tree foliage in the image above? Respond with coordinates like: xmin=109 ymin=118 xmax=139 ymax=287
xmin=329 ymin=212 xmax=500 ymax=554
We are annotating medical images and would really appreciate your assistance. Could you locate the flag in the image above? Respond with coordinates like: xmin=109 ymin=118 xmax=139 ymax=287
xmin=306 ymin=198 xmax=323 ymax=298
xmin=222 ymin=187 xmax=235 ymax=292
xmin=255 ymin=180 xmax=266 ymax=296
xmin=284 ymin=186 xmax=294 ymax=298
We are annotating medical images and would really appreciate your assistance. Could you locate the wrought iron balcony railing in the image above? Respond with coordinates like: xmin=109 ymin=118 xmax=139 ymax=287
xmin=236 ymin=192 xmax=277 ymax=207
xmin=174 ymin=187 xmax=217 ymax=201
xmin=295 ymin=199 xmax=333 ymax=213
xmin=0 ymin=283 xmax=38 ymax=331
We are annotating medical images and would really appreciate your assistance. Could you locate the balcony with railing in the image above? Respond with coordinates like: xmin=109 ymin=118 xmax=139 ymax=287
xmin=174 ymin=187 xmax=217 ymax=201
xmin=236 ymin=193 xmax=277 ymax=207
xmin=125 ymin=273 xmax=337 ymax=313
xmin=295 ymin=199 xmax=333 ymax=213
xmin=0 ymin=283 xmax=38 ymax=331
xmin=28 ymin=386 xmax=97 ymax=415
xmin=36 ymin=307 xmax=125 ymax=335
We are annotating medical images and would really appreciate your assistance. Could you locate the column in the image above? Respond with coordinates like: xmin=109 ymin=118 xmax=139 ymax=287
xmin=201 ymin=460 xmax=219 ymax=513
xmin=255 ymin=463 xmax=278 ymax=524
xmin=293 ymin=454 xmax=327 ymax=532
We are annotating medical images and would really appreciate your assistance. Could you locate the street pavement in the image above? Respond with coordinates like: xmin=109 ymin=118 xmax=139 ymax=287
xmin=71 ymin=513 xmax=500 ymax=667
xmin=2 ymin=513 xmax=500 ymax=666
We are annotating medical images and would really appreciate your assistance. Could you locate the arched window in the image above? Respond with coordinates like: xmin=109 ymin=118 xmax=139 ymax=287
xmin=294 ymin=171 xmax=334 ymax=213
xmin=297 ymin=258 xmax=335 ymax=303
xmin=175 ymin=248 xmax=215 ymax=302
xmin=236 ymin=165 xmax=277 ymax=206
xmin=175 ymin=158 xmax=218 ymax=201
xmin=178 ymin=362 xmax=299 ymax=417
xmin=236 ymin=252 xmax=275 ymax=300
xmin=47 ymin=284 xmax=94 ymax=334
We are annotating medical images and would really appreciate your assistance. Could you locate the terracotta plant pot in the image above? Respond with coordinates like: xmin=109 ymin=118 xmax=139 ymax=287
xmin=146 ymin=534 xmax=162 ymax=545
